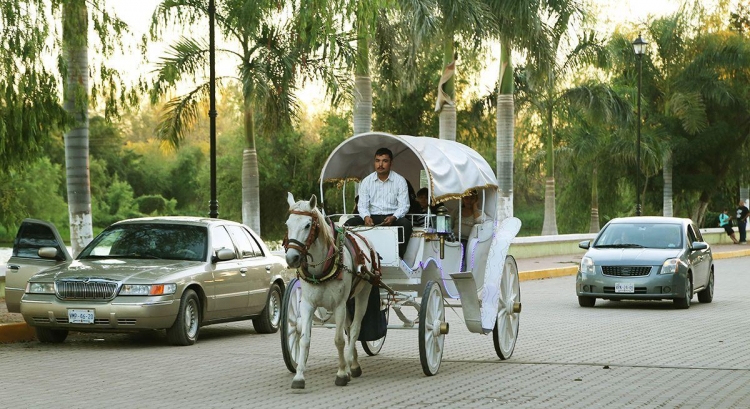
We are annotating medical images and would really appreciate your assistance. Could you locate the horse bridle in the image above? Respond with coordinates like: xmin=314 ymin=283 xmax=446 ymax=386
xmin=283 ymin=209 xmax=321 ymax=261
xmin=284 ymin=209 xmax=342 ymax=284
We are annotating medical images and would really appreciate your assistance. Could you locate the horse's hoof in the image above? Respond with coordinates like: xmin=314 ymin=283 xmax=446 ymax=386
xmin=351 ymin=366 xmax=362 ymax=378
xmin=291 ymin=379 xmax=305 ymax=389
xmin=335 ymin=376 xmax=349 ymax=386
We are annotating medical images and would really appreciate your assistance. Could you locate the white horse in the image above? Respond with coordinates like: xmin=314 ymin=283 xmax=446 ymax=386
xmin=284 ymin=192 xmax=375 ymax=389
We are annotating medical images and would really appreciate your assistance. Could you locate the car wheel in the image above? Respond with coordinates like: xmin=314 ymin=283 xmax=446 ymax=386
xmin=166 ymin=289 xmax=201 ymax=346
xmin=673 ymin=275 xmax=692 ymax=309
xmin=697 ymin=270 xmax=714 ymax=303
xmin=253 ymin=283 xmax=282 ymax=334
xmin=578 ymin=296 xmax=596 ymax=307
xmin=35 ymin=327 xmax=68 ymax=343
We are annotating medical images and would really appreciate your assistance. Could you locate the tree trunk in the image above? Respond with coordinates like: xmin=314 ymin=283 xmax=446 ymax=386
xmin=353 ymin=76 xmax=372 ymax=135
xmin=438 ymin=31 xmax=456 ymax=141
xmin=242 ymin=148 xmax=260 ymax=234
xmin=63 ymin=0 xmax=93 ymax=256
xmin=353 ymin=17 xmax=371 ymax=135
xmin=589 ymin=167 xmax=599 ymax=233
xmin=740 ymin=186 xmax=748 ymax=208
xmin=542 ymin=178 xmax=558 ymax=235
xmin=242 ymin=98 xmax=261 ymax=234
xmin=663 ymin=150 xmax=673 ymax=217
xmin=496 ymin=39 xmax=514 ymax=220
xmin=691 ymin=191 xmax=709 ymax=227
xmin=496 ymin=93 xmax=514 ymax=221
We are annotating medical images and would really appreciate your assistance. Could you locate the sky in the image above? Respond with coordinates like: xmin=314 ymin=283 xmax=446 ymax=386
xmin=106 ymin=0 xmax=686 ymax=112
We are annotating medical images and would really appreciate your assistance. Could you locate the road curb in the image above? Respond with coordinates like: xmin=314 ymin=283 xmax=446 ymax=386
xmin=0 ymin=322 xmax=35 ymax=343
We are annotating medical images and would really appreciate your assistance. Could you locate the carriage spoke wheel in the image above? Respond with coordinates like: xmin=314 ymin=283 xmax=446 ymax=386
xmin=493 ymin=255 xmax=521 ymax=360
xmin=280 ymin=278 xmax=302 ymax=373
xmin=361 ymin=309 xmax=388 ymax=356
xmin=419 ymin=281 xmax=445 ymax=376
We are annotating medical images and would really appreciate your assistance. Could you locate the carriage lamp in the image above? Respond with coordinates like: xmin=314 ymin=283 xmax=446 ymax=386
xmin=435 ymin=205 xmax=452 ymax=259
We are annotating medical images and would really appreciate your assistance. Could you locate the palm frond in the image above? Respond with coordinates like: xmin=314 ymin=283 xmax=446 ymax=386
xmin=155 ymin=81 xmax=211 ymax=148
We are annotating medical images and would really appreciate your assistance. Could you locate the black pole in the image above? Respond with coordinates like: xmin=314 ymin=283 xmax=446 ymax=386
xmin=208 ymin=0 xmax=219 ymax=218
xmin=636 ymin=53 xmax=642 ymax=217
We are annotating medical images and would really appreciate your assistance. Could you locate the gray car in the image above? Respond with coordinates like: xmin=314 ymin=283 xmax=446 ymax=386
xmin=576 ymin=216 xmax=714 ymax=309
xmin=5 ymin=217 xmax=294 ymax=345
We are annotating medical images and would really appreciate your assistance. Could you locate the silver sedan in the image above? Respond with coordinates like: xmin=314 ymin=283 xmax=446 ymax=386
xmin=576 ymin=216 xmax=714 ymax=309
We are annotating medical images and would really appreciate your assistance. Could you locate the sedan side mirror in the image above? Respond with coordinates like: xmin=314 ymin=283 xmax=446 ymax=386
xmin=691 ymin=242 xmax=708 ymax=251
xmin=213 ymin=248 xmax=237 ymax=262
xmin=38 ymin=247 xmax=60 ymax=260
xmin=578 ymin=240 xmax=591 ymax=250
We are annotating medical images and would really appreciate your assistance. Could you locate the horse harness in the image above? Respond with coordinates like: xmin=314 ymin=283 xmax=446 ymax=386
xmin=283 ymin=209 xmax=382 ymax=292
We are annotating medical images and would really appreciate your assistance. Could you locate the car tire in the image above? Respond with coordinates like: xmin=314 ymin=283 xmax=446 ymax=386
xmin=697 ymin=271 xmax=714 ymax=303
xmin=673 ymin=275 xmax=692 ymax=309
xmin=253 ymin=283 xmax=282 ymax=334
xmin=35 ymin=327 xmax=68 ymax=343
xmin=166 ymin=289 xmax=201 ymax=346
xmin=578 ymin=296 xmax=596 ymax=307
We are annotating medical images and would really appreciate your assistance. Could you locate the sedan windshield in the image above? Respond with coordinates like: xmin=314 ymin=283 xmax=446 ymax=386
xmin=78 ymin=223 xmax=208 ymax=261
xmin=594 ymin=223 xmax=683 ymax=249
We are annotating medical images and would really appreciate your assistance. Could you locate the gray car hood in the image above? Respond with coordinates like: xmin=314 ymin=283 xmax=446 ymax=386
xmin=29 ymin=258 xmax=204 ymax=283
xmin=586 ymin=248 xmax=684 ymax=265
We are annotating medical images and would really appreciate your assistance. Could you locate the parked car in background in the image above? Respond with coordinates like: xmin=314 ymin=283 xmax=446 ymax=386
xmin=576 ymin=216 xmax=714 ymax=309
xmin=5 ymin=217 xmax=294 ymax=345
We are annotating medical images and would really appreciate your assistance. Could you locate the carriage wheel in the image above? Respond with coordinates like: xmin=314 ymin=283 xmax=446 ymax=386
xmin=493 ymin=255 xmax=521 ymax=360
xmin=419 ymin=280 xmax=445 ymax=376
xmin=280 ymin=278 xmax=302 ymax=373
xmin=361 ymin=308 xmax=388 ymax=356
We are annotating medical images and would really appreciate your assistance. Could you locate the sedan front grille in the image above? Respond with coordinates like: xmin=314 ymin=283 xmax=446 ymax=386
xmin=601 ymin=266 xmax=651 ymax=277
xmin=56 ymin=279 xmax=119 ymax=300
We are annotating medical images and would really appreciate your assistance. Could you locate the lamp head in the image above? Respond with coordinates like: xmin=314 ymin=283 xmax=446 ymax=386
xmin=632 ymin=34 xmax=647 ymax=56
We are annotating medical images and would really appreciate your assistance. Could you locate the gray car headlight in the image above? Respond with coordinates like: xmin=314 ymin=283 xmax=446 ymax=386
xmin=119 ymin=284 xmax=177 ymax=296
xmin=580 ymin=256 xmax=595 ymax=274
xmin=26 ymin=282 xmax=55 ymax=294
xmin=660 ymin=258 xmax=679 ymax=274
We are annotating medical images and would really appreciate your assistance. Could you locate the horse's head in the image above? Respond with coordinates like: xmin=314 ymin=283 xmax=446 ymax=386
xmin=284 ymin=192 xmax=334 ymax=269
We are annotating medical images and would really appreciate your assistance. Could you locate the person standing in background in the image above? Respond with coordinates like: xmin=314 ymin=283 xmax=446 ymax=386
xmin=720 ymin=208 xmax=739 ymax=244
xmin=735 ymin=200 xmax=749 ymax=243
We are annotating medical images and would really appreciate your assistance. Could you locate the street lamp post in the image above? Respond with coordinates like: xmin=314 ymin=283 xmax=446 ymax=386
xmin=208 ymin=0 xmax=218 ymax=218
xmin=633 ymin=34 xmax=647 ymax=217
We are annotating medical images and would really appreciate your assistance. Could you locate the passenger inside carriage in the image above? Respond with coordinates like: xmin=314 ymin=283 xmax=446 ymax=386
xmin=344 ymin=147 xmax=412 ymax=258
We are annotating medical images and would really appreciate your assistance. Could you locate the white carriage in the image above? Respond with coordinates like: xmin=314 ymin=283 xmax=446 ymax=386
xmin=281 ymin=132 xmax=522 ymax=376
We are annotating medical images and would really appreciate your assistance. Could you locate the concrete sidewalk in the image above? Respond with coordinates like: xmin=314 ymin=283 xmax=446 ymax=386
xmin=3 ymin=243 xmax=749 ymax=344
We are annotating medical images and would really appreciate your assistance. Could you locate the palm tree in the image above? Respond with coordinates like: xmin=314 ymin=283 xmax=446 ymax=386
xmin=150 ymin=1 xmax=344 ymax=235
xmin=409 ymin=0 xmax=494 ymax=141
xmin=560 ymin=82 xmax=632 ymax=232
xmin=63 ymin=0 xmax=94 ymax=255
xmin=517 ymin=23 xmax=608 ymax=235
xmin=485 ymin=0 xmax=578 ymax=221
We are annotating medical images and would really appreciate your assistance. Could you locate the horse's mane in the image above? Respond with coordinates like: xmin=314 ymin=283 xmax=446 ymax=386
xmin=291 ymin=199 xmax=335 ymax=248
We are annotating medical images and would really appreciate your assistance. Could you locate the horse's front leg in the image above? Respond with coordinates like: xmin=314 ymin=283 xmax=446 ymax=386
xmin=348 ymin=284 xmax=371 ymax=379
xmin=291 ymin=300 xmax=315 ymax=389
xmin=333 ymin=303 xmax=350 ymax=386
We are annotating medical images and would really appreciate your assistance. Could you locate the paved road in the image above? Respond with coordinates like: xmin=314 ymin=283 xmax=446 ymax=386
xmin=2 ymin=257 xmax=749 ymax=409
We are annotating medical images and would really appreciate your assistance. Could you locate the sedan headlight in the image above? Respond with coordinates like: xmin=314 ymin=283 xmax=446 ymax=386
xmin=580 ymin=256 xmax=595 ymax=274
xmin=119 ymin=284 xmax=177 ymax=296
xmin=26 ymin=282 xmax=55 ymax=294
xmin=660 ymin=258 xmax=680 ymax=274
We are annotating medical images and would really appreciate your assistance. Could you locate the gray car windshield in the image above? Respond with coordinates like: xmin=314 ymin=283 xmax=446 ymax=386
xmin=78 ymin=224 xmax=208 ymax=261
xmin=594 ymin=223 xmax=683 ymax=249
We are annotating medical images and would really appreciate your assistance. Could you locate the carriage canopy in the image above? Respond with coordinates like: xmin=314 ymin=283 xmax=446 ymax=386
xmin=319 ymin=132 xmax=498 ymax=216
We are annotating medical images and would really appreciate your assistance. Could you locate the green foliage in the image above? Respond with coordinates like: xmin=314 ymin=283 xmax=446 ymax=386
xmin=136 ymin=195 xmax=176 ymax=215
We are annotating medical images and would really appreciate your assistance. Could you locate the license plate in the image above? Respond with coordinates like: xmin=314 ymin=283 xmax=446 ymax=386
xmin=68 ymin=309 xmax=95 ymax=324
xmin=615 ymin=283 xmax=634 ymax=293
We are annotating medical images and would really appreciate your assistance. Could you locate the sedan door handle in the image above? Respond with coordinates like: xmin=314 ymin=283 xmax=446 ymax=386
xmin=265 ymin=265 xmax=272 ymax=272
xmin=7 ymin=264 xmax=19 ymax=272
xmin=240 ymin=268 xmax=248 ymax=274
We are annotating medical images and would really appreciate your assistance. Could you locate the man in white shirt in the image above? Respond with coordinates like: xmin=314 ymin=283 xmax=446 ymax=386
xmin=345 ymin=147 xmax=412 ymax=258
